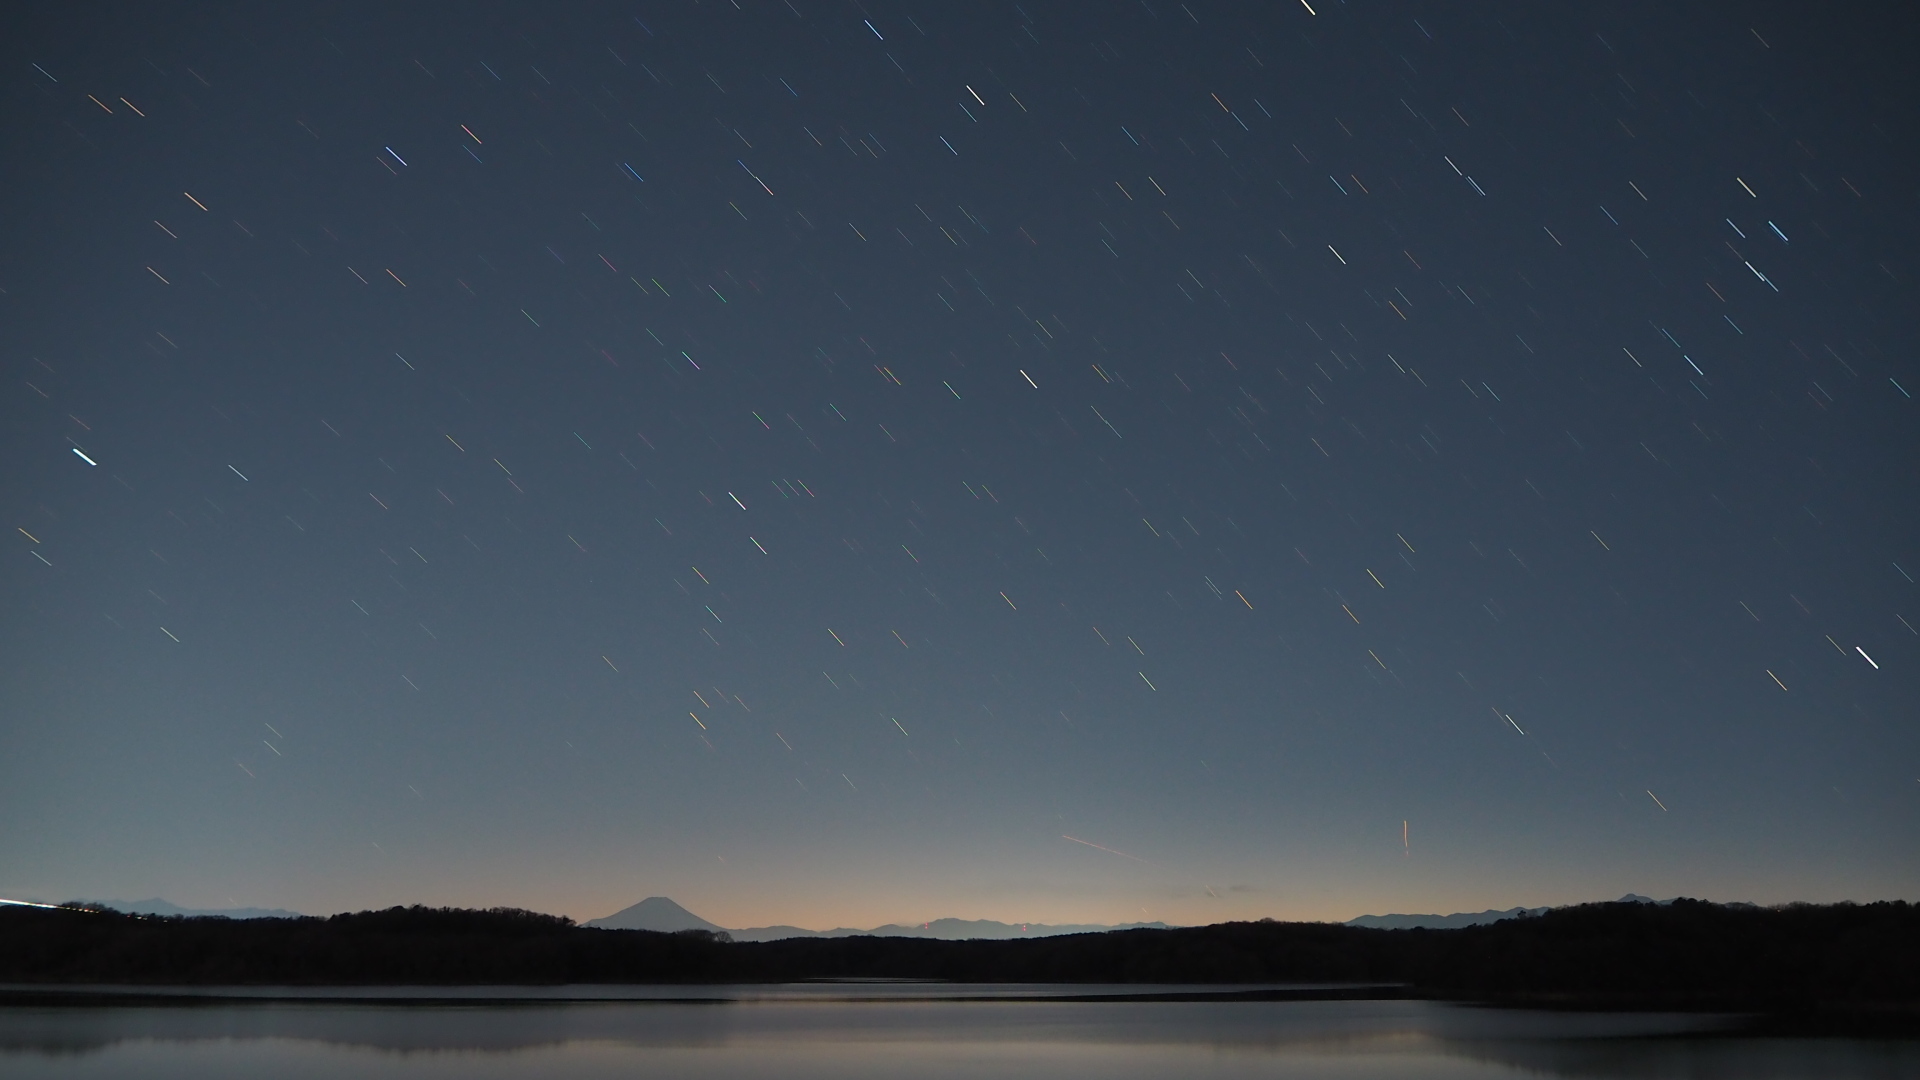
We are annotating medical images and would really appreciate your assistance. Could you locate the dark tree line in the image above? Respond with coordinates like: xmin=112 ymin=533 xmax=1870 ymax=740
xmin=2 ymin=899 xmax=1915 ymax=1011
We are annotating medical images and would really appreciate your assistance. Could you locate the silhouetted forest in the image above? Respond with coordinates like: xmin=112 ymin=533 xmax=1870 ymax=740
xmin=3 ymin=899 xmax=1915 ymax=1015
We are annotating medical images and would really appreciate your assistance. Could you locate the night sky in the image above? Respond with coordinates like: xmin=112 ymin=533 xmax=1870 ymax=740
xmin=3 ymin=2 xmax=1915 ymax=930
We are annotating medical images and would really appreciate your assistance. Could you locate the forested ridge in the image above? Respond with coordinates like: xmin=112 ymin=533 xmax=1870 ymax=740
xmin=3 ymin=899 xmax=1915 ymax=1014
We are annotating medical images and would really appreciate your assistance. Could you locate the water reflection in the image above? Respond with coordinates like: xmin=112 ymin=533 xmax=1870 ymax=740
xmin=1 ymin=989 xmax=1913 ymax=1079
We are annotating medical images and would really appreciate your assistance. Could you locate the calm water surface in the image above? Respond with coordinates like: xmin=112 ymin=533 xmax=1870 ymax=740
xmin=2 ymin=985 xmax=1914 ymax=1079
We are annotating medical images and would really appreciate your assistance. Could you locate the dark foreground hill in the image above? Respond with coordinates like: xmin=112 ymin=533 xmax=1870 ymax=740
xmin=3 ymin=900 xmax=1916 ymax=1019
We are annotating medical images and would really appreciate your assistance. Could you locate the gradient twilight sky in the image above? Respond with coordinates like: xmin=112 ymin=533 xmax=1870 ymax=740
xmin=2 ymin=1 xmax=1915 ymax=930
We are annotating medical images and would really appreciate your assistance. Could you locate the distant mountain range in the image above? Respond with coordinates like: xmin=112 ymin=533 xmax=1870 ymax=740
xmin=587 ymin=894 xmax=1759 ymax=939
xmin=1343 ymin=894 xmax=1762 ymax=930
xmin=68 ymin=898 xmax=305 ymax=920
xmin=1344 ymin=906 xmax=1551 ymax=930
xmin=27 ymin=892 xmax=1752 ymax=935
xmin=585 ymin=896 xmax=1170 ymax=941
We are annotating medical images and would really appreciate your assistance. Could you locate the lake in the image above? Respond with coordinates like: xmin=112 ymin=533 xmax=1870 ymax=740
xmin=2 ymin=985 xmax=1915 ymax=1079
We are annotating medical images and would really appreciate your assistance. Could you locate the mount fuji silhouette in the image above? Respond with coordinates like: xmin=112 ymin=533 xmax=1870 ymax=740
xmin=586 ymin=897 xmax=728 ymax=933
xmin=584 ymin=897 xmax=1167 ymax=940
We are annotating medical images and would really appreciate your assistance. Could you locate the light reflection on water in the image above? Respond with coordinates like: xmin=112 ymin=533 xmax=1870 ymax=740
xmin=1 ymin=990 xmax=1915 ymax=1079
